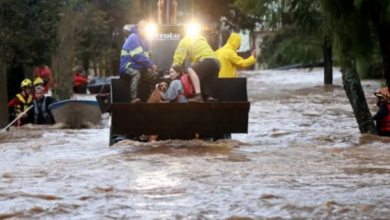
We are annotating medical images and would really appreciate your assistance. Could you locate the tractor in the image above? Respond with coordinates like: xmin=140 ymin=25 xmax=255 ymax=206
xmin=96 ymin=0 xmax=250 ymax=146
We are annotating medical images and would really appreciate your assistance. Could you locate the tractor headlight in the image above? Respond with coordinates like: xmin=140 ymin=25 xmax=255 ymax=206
xmin=186 ymin=23 xmax=201 ymax=37
xmin=146 ymin=24 xmax=157 ymax=38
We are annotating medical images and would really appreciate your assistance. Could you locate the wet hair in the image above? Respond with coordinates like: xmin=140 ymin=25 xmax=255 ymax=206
xmin=171 ymin=65 xmax=184 ymax=77
xmin=35 ymin=86 xmax=44 ymax=93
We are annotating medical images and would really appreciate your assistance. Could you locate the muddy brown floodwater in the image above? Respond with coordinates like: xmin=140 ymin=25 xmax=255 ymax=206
xmin=1 ymin=68 xmax=390 ymax=219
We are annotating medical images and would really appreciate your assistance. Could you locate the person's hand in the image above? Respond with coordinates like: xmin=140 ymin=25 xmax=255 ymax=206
xmin=152 ymin=65 xmax=158 ymax=71
xmin=252 ymin=50 xmax=256 ymax=57
xmin=163 ymin=75 xmax=171 ymax=79
xmin=21 ymin=113 xmax=27 ymax=118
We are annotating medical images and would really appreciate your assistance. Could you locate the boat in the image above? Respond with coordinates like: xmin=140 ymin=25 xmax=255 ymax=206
xmin=87 ymin=76 xmax=119 ymax=94
xmin=49 ymin=100 xmax=102 ymax=128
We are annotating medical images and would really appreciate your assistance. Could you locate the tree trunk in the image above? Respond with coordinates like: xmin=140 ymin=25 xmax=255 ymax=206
xmin=342 ymin=59 xmax=376 ymax=134
xmin=0 ymin=59 xmax=8 ymax=128
xmin=51 ymin=1 xmax=76 ymax=100
xmin=323 ymin=34 xmax=333 ymax=85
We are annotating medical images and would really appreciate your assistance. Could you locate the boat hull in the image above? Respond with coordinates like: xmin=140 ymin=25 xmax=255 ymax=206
xmin=49 ymin=100 xmax=102 ymax=128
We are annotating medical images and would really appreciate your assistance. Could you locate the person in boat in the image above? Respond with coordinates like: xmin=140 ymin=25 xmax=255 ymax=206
xmin=8 ymin=79 xmax=33 ymax=126
xmin=119 ymin=20 xmax=159 ymax=103
xmin=34 ymin=64 xmax=52 ymax=94
xmin=373 ymin=88 xmax=390 ymax=137
xmin=163 ymin=65 xmax=194 ymax=103
xmin=28 ymin=86 xmax=57 ymax=125
xmin=172 ymin=31 xmax=220 ymax=103
xmin=216 ymin=33 xmax=256 ymax=78
xmin=73 ymin=65 xmax=89 ymax=94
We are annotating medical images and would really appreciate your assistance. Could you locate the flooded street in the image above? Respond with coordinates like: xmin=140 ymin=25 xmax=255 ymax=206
xmin=2 ymin=68 xmax=390 ymax=219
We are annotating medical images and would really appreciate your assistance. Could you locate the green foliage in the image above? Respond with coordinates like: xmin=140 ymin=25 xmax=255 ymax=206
xmin=356 ymin=49 xmax=382 ymax=79
xmin=258 ymin=25 xmax=323 ymax=68
xmin=234 ymin=0 xmax=329 ymax=69
xmin=176 ymin=0 xmax=261 ymax=31
xmin=0 ymin=0 xmax=64 ymax=65
xmin=320 ymin=0 xmax=390 ymax=80
xmin=72 ymin=0 xmax=142 ymax=74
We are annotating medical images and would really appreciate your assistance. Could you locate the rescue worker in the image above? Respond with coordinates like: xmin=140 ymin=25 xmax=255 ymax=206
xmin=373 ymin=89 xmax=390 ymax=137
xmin=119 ymin=20 xmax=159 ymax=103
xmin=8 ymin=79 xmax=33 ymax=126
xmin=216 ymin=33 xmax=256 ymax=78
xmin=34 ymin=64 xmax=52 ymax=94
xmin=73 ymin=65 xmax=89 ymax=94
xmin=28 ymin=86 xmax=57 ymax=125
xmin=172 ymin=31 xmax=220 ymax=102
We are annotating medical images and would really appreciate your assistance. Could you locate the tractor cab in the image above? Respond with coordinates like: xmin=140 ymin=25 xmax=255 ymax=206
xmin=97 ymin=0 xmax=250 ymax=146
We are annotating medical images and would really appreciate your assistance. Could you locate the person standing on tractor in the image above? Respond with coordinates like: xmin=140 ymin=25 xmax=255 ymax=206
xmin=34 ymin=64 xmax=52 ymax=94
xmin=373 ymin=89 xmax=390 ymax=137
xmin=216 ymin=33 xmax=256 ymax=78
xmin=119 ymin=20 xmax=159 ymax=103
xmin=8 ymin=79 xmax=33 ymax=126
xmin=172 ymin=30 xmax=220 ymax=102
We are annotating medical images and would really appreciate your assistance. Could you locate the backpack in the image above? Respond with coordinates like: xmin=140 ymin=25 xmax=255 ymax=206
xmin=180 ymin=74 xmax=195 ymax=97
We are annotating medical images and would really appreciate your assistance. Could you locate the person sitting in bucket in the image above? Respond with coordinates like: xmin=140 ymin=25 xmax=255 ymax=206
xmin=163 ymin=65 xmax=196 ymax=103
xmin=28 ymin=86 xmax=57 ymax=125
xmin=373 ymin=88 xmax=390 ymax=137
xmin=119 ymin=20 xmax=160 ymax=103
xmin=8 ymin=79 xmax=33 ymax=126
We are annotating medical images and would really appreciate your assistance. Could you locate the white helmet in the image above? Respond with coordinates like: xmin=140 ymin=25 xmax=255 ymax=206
xmin=123 ymin=25 xmax=133 ymax=39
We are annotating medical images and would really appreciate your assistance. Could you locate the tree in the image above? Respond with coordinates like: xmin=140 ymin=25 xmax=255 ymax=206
xmin=322 ymin=0 xmax=390 ymax=86
xmin=234 ymin=0 xmax=379 ymax=134
xmin=234 ymin=0 xmax=334 ymax=84
xmin=319 ymin=0 xmax=390 ymax=134
xmin=0 ymin=0 xmax=65 ymax=102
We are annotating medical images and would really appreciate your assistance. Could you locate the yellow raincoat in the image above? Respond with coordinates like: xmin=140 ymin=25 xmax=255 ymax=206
xmin=216 ymin=33 xmax=256 ymax=78
xmin=172 ymin=36 xmax=217 ymax=66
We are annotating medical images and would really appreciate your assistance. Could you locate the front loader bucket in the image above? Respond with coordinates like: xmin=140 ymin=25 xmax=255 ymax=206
xmin=103 ymin=78 xmax=250 ymax=145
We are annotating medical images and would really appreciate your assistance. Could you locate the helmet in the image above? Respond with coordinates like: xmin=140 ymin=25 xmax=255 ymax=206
xmin=33 ymin=77 xmax=44 ymax=86
xmin=20 ymin=79 xmax=32 ymax=88
xmin=375 ymin=87 xmax=390 ymax=102
xmin=375 ymin=87 xmax=389 ymax=98
xmin=123 ymin=25 xmax=132 ymax=38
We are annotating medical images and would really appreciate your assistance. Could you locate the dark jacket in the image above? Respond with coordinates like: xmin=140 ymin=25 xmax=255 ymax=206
xmin=28 ymin=96 xmax=58 ymax=125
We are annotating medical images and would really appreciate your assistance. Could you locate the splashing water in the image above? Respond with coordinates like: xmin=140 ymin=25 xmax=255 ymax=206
xmin=1 ymin=68 xmax=390 ymax=219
